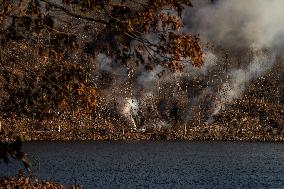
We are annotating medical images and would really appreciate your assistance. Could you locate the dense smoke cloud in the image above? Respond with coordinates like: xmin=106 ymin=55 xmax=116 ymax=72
xmin=188 ymin=0 xmax=284 ymax=49
xmin=93 ymin=1 xmax=283 ymax=128
xmin=184 ymin=0 xmax=284 ymax=116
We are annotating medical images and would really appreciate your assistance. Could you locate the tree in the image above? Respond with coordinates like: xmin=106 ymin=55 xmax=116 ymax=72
xmin=1 ymin=0 xmax=203 ymax=67
xmin=0 ymin=135 xmax=30 ymax=170
xmin=0 ymin=0 xmax=203 ymax=125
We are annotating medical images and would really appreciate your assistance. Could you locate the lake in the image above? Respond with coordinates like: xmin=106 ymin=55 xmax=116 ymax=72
xmin=1 ymin=141 xmax=284 ymax=188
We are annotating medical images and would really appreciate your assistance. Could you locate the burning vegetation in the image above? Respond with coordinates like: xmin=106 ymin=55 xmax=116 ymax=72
xmin=1 ymin=1 xmax=283 ymax=188
xmin=0 ymin=0 xmax=283 ymax=142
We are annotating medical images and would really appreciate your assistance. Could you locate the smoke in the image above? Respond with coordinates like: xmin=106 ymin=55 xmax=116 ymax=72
xmin=183 ymin=0 xmax=284 ymax=117
xmin=187 ymin=0 xmax=284 ymax=49
xmin=95 ymin=53 xmax=112 ymax=71
xmin=136 ymin=65 xmax=164 ymax=93
xmin=184 ymin=51 xmax=218 ymax=76
xmin=213 ymin=50 xmax=276 ymax=115
xmin=91 ymin=1 xmax=283 ymax=128
xmin=122 ymin=97 xmax=139 ymax=129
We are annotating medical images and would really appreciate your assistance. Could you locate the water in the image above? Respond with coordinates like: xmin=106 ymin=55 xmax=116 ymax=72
xmin=1 ymin=141 xmax=284 ymax=188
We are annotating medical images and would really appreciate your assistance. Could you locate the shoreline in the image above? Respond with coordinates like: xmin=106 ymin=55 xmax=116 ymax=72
xmin=15 ymin=128 xmax=284 ymax=143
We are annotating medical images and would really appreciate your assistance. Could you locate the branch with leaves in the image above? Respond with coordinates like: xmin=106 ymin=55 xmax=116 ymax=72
xmin=0 ymin=0 xmax=203 ymax=125
xmin=0 ymin=136 xmax=30 ymax=171
xmin=0 ymin=0 xmax=203 ymax=70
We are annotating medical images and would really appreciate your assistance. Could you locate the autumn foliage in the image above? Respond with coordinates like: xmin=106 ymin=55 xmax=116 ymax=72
xmin=0 ymin=0 xmax=203 ymax=122
xmin=0 ymin=173 xmax=80 ymax=188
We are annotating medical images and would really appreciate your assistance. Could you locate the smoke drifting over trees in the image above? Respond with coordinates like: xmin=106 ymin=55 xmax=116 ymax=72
xmin=0 ymin=0 xmax=283 ymax=140
xmin=185 ymin=0 xmax=284 ymax=118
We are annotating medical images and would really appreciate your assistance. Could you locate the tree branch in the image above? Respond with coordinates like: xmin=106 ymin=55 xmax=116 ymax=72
xmin=38 ymin=0 xmax=109 ymax=25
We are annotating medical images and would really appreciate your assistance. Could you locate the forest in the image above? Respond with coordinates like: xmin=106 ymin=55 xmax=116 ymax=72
xmin=0 ymin=0 xmax=283 ymax=188
xmin=0 ymin=0 xmax=282 ymax=142
xmin=0 ymin=0 xmax=284 ymax=169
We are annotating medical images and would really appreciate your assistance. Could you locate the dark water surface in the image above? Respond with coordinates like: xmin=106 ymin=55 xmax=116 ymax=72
xmin=1 ymin=141 xmax=284 ymax=188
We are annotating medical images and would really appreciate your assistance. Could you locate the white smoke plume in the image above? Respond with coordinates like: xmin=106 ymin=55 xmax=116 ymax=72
xmin=95 ymin=53 xmax=112 ymax=71
xmin=90 ymin=1 xmax=283 ymax=128
xmin=184 ymin=51 xmax=218 ymax=76
xmin=213 ymin=50 xmax=276 ymax=115
xmin=137 ymin=65 xmax=164 ymax=92
xmin=184 ymin=0 xmax=284 ymax=116
xmin=122 ymin=97 xmax=139 ymax=129
xmin=188 ymin=0 xmax=284 ymax=49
